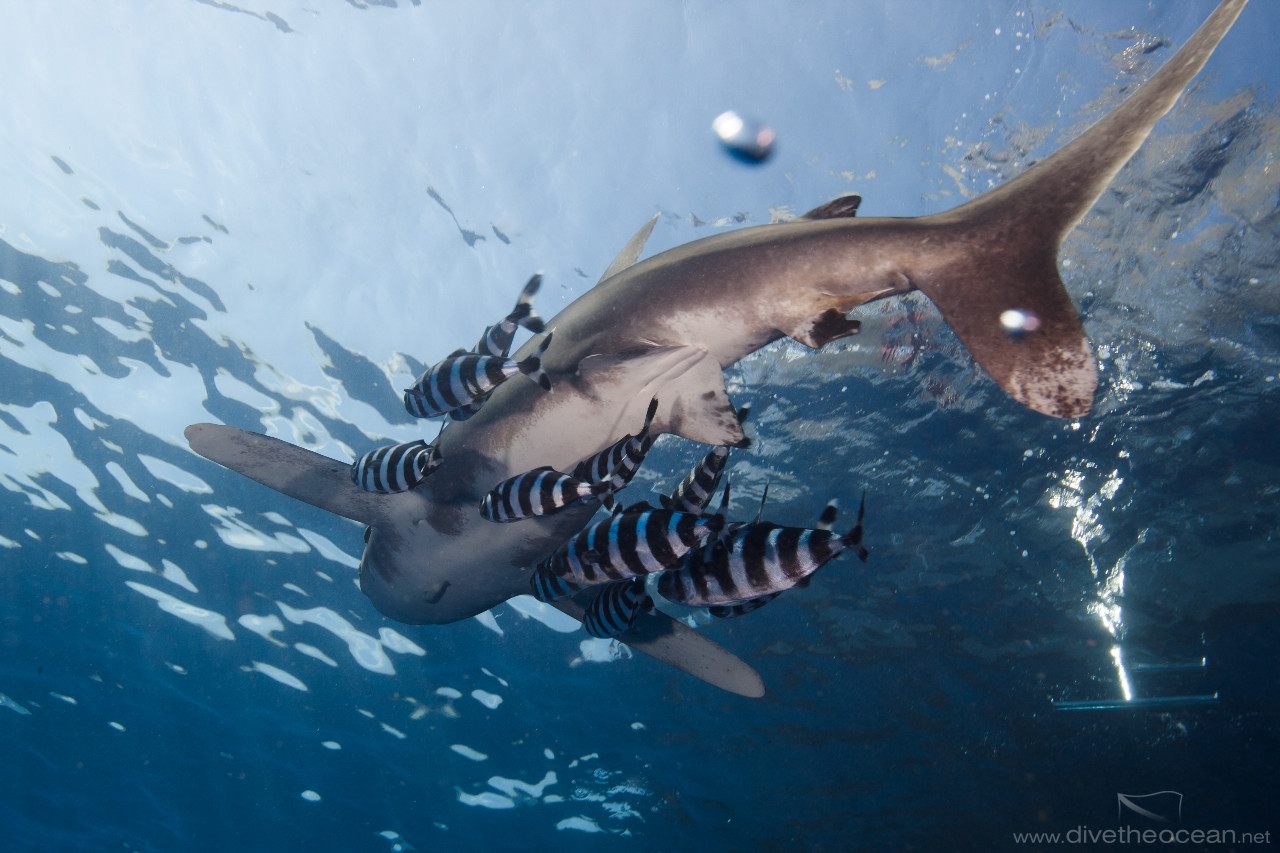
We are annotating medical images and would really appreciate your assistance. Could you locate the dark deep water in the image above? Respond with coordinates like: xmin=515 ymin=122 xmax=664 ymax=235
xmin=2 ymin=2 xmax=1278 ymax=851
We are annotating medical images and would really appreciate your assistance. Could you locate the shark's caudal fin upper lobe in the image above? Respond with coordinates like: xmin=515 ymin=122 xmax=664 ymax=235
xmin=907 ymin=0 xmax=1247 ymax=419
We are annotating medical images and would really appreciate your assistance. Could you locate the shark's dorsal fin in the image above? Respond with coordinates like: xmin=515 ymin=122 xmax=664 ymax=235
xmin=185 ymin=423 xmax=397 ymax=526
xmin=801 ymin=194 xmax=861 ymax=220
xmin=598 ymin=214 xmax=659 ymax=283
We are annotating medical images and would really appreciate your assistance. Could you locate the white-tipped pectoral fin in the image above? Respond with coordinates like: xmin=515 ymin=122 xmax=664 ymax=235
xmin=549 ymin=593 xmax=765 ymax=698
xmin=185 ymin=423 xmax=397 ymax=526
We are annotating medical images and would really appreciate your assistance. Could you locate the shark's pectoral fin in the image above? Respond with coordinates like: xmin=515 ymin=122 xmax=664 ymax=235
xmin=550 ymin=593 xmax=766 ymax=698
xmin=185 ymin=423 xmax=396 ymax=525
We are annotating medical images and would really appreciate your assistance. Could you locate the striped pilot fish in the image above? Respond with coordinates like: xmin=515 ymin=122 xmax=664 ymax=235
xmin=474 ymin=273 xmax=546 ymax=358
xmin=480 ymin=401 xmax=660 ymax=523
xmin=478 ymin=461 xmax=630 ymax=523
xmin=350 ymin=439 xmax=443 ymax=494
xmin=569 ymin=397 xmax=659 ymax=486
xmin=657 ymin=493 xmax=867 ymax=607
xmin=708 ymin=594 xmax=780 ymax=620
xmin=403 ymin=332 xmax=553 ymax=419
xmin=450 ymin=274 xmax=548 ymax=422
xmin=582 ymin=577 xmax=650 ymax=638
xmin=657 ymin=405 xmax=750 ymax=515
xmin=540 ymin=506 xmax=725 ymax=587
xmin=529 ymin=563 xmax=584 ymax=603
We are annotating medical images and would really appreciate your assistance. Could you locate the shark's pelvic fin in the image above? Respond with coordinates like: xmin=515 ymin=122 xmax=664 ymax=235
xmin=598 ymin=213 xmax=660 ymax=284
xmin=185 ymin=423 xmax=396 ymax=526
xmin=909 ymin=0 xmax=1247 ymax=419
xmin=655 ymin=350 xmax=747 ymax=447
xmin=577 ymin=345 xmax=745 ymax=447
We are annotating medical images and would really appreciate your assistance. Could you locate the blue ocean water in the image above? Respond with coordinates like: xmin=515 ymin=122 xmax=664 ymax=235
xmin=2 ymin=2 xmax=1277 ymax=851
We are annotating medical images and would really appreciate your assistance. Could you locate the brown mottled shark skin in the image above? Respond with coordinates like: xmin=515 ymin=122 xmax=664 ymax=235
xmin=185 ymin=0 xmax=1247 ymax=698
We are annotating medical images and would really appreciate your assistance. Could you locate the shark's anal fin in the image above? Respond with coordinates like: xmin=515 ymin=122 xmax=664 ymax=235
xmin=185 ymin=423 xmax=393 ymax=526
xmin=550 ymin=594 xmax=766 ymax=698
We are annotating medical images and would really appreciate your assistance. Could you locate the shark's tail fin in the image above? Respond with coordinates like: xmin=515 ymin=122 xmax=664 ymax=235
xmin=909 ymin=0 xmax=1246 ymax=419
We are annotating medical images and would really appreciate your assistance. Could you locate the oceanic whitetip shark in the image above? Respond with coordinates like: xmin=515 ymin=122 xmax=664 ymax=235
xmin=186 ymin=0 xmax=1247 ymax=697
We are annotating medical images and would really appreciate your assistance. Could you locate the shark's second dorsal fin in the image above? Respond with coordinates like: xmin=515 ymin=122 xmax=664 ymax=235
xmin=598 ymin=214 xmax=659 ymax=283
xmin=801 ymin=194 xmax=861 ymax=220
xmin=185 ymin=423 xmax=398 ymax=526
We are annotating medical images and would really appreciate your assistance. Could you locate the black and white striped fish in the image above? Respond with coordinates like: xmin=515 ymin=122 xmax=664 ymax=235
xmin=529 ymin=564 xmax=584 ymax=602
xmin=706 ymin=495 xmax=836 ymax=619
xmin=448 ymin=274 xmax=548 ymax=422
xmin=479 ymin=462 xmax=628 ymax=523
xmin=404 ymin=332 xmax=552 ymax=419
xmin=570 ymin=397 xmax=659 ymax=486
xmin=657 ymin=493 xmax=867 ymax=607
xmin=709 ymin=594 xmax=780 ymax=620
xmin=541 ymin=507 xmax=724 ymax=586
xmin=658 ymin=405 xmax=750 ymax=514
xmin=480 ymin=401 xmax=658 ymax=523
xmin=350 ymin=440 xmax=443 ymax=493
xmin=582 ymin=577 xmax=650 ymax=638
xmin=474 ymin=273 xmax=546 ymax=358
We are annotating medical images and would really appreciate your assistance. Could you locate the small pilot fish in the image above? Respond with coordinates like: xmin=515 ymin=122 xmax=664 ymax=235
xmin=570 ymin=397 xmax=659 ymax=486
xmin=448 ymin=274 xmax=549 ymax=423
xmin=658 ymin=405 xmax=749 ymax=514
xmin=582 ymin=577 xmax=649 ymax=638
xmin=657 ymin=493 xmax=867 ymax=607
xmin=482 ymin=401 xmax=658 ymax=522
xmin=479 ymin=462 xmax=627 ymax=523
xmin=529 ymin=564 xmax=584 ymax=603
xmin=404 ymin=332 xmax=553 ymax=419
xmin=709 ymin=593 xmax=780 ymax=620
xmin=473 ymin=273 xmax=546 ymax=358
xmin=350 ymin=440 xmax=442 ymax=493
xmin=542 ymin=507 xmax=724 ymax=587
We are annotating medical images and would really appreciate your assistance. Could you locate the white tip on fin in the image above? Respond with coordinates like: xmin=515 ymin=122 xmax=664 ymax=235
xmin=185 ymin=423 xmax=397 ymax=526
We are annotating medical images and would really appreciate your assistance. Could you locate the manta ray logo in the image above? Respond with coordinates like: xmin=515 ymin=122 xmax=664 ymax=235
xmin=1117 ymin=791 xmax=1184 ymax=823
